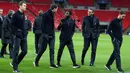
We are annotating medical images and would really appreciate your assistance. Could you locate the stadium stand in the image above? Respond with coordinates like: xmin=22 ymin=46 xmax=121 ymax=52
xmin=70 ymin=9 xmax=130 ymax=29
xmin=111 ymin=0 xmax=130 ymax=8
xmin=54 ymin=8 xmax=64 ymax=28
xmin=0 ymin=2 xmax=18 ymax=15
xmin=27 ymin=4 xmax=50 ymax=16
xmin=0 ymin=0 xmax=130 ymax=30
xmin=68 ymin=0 xmax=94 ymax=6
xmin=28 ymin=0 xmax=51 ymax=4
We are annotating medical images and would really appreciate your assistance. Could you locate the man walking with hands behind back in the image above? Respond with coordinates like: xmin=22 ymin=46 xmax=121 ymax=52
xmin=105 ymin=11 xmax=126 ymax=73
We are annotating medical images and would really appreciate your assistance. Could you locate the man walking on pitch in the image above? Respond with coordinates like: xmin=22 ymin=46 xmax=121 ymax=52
xmin=0 ymin=10 xmax=15 ymax=59
xmin=33 ymin=10 xmax=43 ymax=55
xmin=10 ymin=1 xmax=27 ymax=73
xmin=81 ymin=8 xmax=100 ymax=66
xmin=33 ymin=4 xmax=58 ymax=68
xmin=105 ymin=11 xmax=126 ymax=73
xmin=56 ymin=11 xmax=80 ymax=68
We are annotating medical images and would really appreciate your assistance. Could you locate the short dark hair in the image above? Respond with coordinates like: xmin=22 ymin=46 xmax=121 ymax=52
xmin=67 ymin=10 xmax=72 ymax=15
xmin=50 ymin=4 xmax=58 ymax=10
xmin=8 ymin=10 xmax=15 ymax=15
xmin=18 ymin=1 xmax=26 ymax=6
xmin=38 ymin=10 xmax=43 ymax=16
xmin=88 ymin=8 xmax=95 ymax=12
xmin=119 ymin=11 xmax=126 ymax=15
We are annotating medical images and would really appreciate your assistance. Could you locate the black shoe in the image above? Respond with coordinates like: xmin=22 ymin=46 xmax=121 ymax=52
xmin=13 ymin=70 xmax=22 ymax=73
xmin=0 ymin=54 xmax=4 ymax=58
xmin=4 ymin=52 xmax=9 ymax=55
xmin=104 ymin=65 xmax=112 ymax=70
xmin=81 ymin=59 xmax=84 ymax=65
xmin=90 ymin=63 xmax=95 ymax=66
xmin=33 ymin=62 xmax=39 ymax=67
xmin=10 ymin=56 xmax=12 ymax=59
xmin=50 ymin=65 xmax=58 ymax=68
xmin=56 ymin=64 xmax=62 ymax=67
xmin=73 ymin=64 xmax=80 ymax=68
xmin=118 ymin=69 xmax=124 ymax=73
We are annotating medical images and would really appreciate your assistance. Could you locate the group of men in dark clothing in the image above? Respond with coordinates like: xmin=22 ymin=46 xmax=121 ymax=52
xmin=0 ymin=1 xmax=126 ymax=73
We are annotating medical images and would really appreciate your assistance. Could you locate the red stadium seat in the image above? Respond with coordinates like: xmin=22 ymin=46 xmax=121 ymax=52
xmin=28 ymin=0 xmax=51 ymax=4
xmin=54 ymin=8 xmax=64 ymax=28
xmin=68 ymin=0 xmax=94 ymax=6
xmin=0 ymin=2 xmax=18 ymax=15
xmin=27 ymin=4 xmax=50 ymax=16
xmin=111 ymin=0 xmax=130 ymax=8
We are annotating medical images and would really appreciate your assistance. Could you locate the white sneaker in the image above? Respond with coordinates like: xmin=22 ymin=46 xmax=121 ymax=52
xmin=13 ymin=70 xmax=22 ymax=73
xmin=73 ymin=64 xmax=80 ymax=68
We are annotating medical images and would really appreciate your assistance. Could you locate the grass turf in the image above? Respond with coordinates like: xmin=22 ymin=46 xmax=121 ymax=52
xmin=0 ymin=32 xmax=130 ymax=73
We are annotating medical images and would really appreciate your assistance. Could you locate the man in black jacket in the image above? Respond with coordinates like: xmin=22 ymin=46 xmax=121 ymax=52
xmin=0 ymin=8 xmax=4 ymax=39
xmin=33 ymin=10 xmax=43 ymax=55
xmin=0 ymin=8 xmax=8 ymax=55
xmin=0 ymin=10 xmax=15 ymax=59
xmin=56 ymin=11 xmax=80 ymax=68
xmin=105 ymin=11 xmax=126 ymax=73
xmin=81 ymin=8 xmax=100 ymax=66
xmin=10 ymin=1 xmax=27 ymax=73
xmin=34 ymin=4 xmax=58 ymax=68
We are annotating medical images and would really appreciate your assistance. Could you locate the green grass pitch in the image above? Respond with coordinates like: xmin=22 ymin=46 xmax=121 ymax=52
xmin=0 ymin=32 xmax=130 ymax=73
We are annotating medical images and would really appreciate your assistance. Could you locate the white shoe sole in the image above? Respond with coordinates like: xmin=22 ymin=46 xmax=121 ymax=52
xmin=104 ymin=65 xmax=111 ymax=71
xmin=73 ymin=66 xmax=80 ymax=68
xmin=117 ymin=71 xmax=124 ymax=73
xmin=33 ymin=62 xmax=36 ymax=67
xmin=13 ymin=71 xmax=22 ymax=73
xmin=10 ymin=63 xmax=13 ymax=67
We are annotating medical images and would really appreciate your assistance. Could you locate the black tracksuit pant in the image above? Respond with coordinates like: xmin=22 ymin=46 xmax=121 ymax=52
xmin=0 ymin=43 xmax=13 ymax=58
xmin=57 ymin=40 xmax=76 ymax=65
xmin=35 ymin=36 xmax=55 ymax=66
xmin=34 ymin=33 xmax=42 ymax=54
xmin=12 ymin=37 xmax=27 ymax=70
xmin=106 ymin=38 xmax=122 ymax=69
xmin=81 ymin=36 xmax=98 ymax=65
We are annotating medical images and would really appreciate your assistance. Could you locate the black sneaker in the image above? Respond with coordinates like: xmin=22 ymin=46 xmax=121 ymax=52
xmin=90 ymin=63 xmax=95 ymax=66
xmin=4 ymin=52 xmax=9 ymax=55
xmin=10 ymin=56 xmax=12 ymax=59
xmin=104 ymin=65 xmax=112 ymax=70
xmin=56 ymin=64 xmax=62 ymax=67
xmin=13 ymin=70 xmax=22 ymax=73
xmin=118 ymin=69 xmax=124 ymax=73
xmin=50 ymin=65 xmax=58 ymax=68
xmin=0 ymin=54 xmax=4 ymax=58
xmin=73 ymin=64 xmax=80 ymax=68
xmin=33 ymin=62 xmax=39 ymax=67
